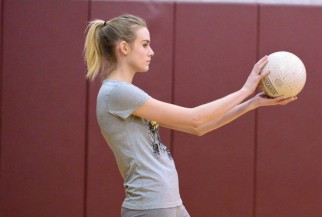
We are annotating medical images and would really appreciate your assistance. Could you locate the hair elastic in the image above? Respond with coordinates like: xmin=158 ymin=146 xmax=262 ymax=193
xmin=103 ymin=21 xmax=107 ymax=26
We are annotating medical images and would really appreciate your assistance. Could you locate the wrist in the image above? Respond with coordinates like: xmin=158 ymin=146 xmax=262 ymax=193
xmin=239 ymin=87 xmax=252 ymax=98
xmin=248 ymin=97 xmax=260 ymax=110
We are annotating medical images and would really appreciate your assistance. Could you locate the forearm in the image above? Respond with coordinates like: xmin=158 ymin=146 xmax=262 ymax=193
xmin=192 ymin=88 xmax=250 ymax=127
xmin=196 ymin=98 xmax=256 ymax=136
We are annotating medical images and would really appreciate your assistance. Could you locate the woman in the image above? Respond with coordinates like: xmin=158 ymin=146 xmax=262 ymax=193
xmin=84 ymin=14 xmax=296 ymax=217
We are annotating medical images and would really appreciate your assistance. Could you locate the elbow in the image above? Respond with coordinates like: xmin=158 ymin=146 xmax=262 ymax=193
xmin=190 ymin=112 xmax=203 ymax=129
xmin=195 ymin=129 xmax=206 ymax=136
xmin=189 ymin=112 xmax=206 ymax=136
xmin=190 ymin=125 xmax=207 ymax=137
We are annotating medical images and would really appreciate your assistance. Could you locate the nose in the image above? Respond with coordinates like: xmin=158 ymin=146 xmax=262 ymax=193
xmin=149 ymin=47 xmax=154 ymax=57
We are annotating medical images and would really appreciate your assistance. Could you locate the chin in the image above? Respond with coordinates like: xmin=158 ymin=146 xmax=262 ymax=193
xmin=138 ymin=67 xmax=149 ymax=73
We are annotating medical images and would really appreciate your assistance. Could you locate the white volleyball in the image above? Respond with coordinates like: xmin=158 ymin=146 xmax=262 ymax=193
xmin=259 ymin=51 xmax=306 ymax=98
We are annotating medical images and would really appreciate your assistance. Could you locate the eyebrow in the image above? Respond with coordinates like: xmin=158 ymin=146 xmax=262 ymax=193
xmin=142 ymin=40 xmax=150 ymax=43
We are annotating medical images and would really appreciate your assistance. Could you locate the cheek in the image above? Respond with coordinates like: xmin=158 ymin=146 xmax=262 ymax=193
xmin=128 ymin=50 xmax=147 ymax=69
xmin=133 ymin=49 xmax=147 ymax=62
xmin=137 ymin=48 xmax=146 ymax=57
xmin=128 ymin=46 xmax=147 ymax=63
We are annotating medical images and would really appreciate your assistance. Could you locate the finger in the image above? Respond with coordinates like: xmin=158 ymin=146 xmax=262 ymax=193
xmin=275 ymin=95 xmax=286 ymax=101
xmin=257 ymin=55 xmax=268 ymax=64
xmin=259 ymin=70 xmax=270 ymax=78
xmin=255 ymin=58 xmax=269 ymax=74
xmin=258 ymin=59 xmax=268 ymax=69
xmin=257 ymin=92 xmax=266 ymax=97
xmin=287 ymin=96 xmax=298 ymax=101
xmin=278 ymin=96 xmax=297 ymax=104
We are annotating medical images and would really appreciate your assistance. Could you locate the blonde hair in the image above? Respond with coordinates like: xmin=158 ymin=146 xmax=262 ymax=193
xmin=84 ymin=14 xmax=147 ymax=80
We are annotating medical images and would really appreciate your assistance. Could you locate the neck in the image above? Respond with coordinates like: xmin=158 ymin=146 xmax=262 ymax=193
xmin=107 ymin=66 xmax=135 ymax=83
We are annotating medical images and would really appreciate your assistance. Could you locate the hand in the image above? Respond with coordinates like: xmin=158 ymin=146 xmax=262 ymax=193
xmin=242 ymin=56 xmax=270 ymax=96
xmin=251 ymin=92 xmax=297 ymax=108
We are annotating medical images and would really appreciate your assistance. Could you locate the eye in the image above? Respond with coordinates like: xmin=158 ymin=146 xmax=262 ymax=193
xmin=143 ymin=43 xmax=148 ymax=48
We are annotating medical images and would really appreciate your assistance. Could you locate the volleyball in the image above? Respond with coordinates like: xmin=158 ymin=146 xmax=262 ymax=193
xmin=259 ymin=51 xmax=306 ymax=98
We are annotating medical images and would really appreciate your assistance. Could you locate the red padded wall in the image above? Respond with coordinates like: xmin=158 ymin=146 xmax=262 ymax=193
xmin=0 ymin=0 xmax=2 ymax=163
xmin=87 ymin=2 xmax=174 ymax=217
xmin=0 ymin=1 xmax=88 ymax=217
xmin=256 ymin=5 xmax=322 ymax=217
xmin=173 ymin=3 xmax=258 ymax=217
xmin=1 ymin=2 xmax=322 ymax=217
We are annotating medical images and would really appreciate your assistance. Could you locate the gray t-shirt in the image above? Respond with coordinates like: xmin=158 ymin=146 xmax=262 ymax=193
xmin=96 ymin=79 xmax=182 ymax=210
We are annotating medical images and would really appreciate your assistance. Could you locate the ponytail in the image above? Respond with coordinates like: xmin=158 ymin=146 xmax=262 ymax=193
xmin=84 ymin=19 xmax=105 ymax=80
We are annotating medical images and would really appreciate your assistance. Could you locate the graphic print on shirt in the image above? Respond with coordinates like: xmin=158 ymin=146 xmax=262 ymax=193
xmin=145 ymin=120 xmax=173 ymax=160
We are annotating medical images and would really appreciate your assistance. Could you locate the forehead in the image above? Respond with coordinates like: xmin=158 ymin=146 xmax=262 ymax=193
xmin=135 ymin=27 xmax=150 ymax=41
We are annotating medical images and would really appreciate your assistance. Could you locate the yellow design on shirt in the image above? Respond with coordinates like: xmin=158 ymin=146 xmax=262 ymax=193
xmin=149 ymin=121 xmax=159 ymax=131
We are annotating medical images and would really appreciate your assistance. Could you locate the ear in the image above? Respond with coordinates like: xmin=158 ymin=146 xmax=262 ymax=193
xmin=119 ymin=41 xmax=130 ymax=56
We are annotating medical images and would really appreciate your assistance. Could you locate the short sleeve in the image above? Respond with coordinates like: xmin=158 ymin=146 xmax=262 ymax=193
xmin=108 ymin=83 xmax=151 ymax=120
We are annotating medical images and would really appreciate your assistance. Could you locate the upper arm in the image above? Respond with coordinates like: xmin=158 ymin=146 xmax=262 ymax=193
xmin=132 ymin=98 xmax=200 ymax=133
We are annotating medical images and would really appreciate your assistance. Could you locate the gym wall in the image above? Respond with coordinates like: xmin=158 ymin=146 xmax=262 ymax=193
xmin=1 ymin=1 xmax=321 ymax=217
